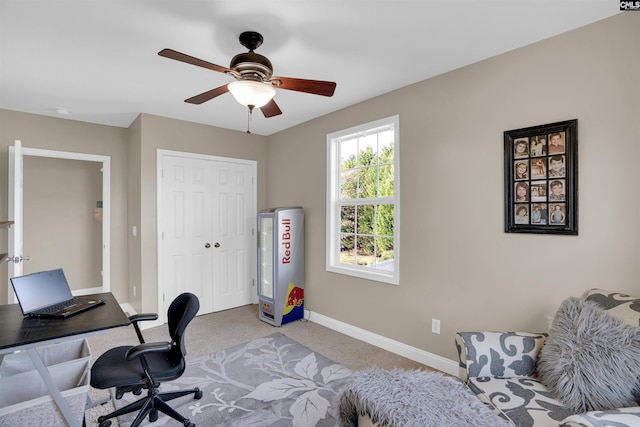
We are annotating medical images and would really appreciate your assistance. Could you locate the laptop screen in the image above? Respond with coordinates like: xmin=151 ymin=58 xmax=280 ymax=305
xmin=10 ymin=268 xmax=73 ymax=314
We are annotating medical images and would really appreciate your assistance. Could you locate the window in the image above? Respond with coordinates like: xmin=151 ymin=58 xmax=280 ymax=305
xmin=326 ymin=115 xmax=399 ymax=285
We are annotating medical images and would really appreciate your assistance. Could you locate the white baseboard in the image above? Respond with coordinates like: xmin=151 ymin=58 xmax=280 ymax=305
xmin=307 ymin=310 xmax=459 ymax=376
xmin=120 ymin=302 xmax=136 ymax=316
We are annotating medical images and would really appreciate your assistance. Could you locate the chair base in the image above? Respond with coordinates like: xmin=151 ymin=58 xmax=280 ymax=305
xmin=115 ymin=384 xmax=144 ymax=399
xmin=97 ymin=386 xmax=203 ymax=427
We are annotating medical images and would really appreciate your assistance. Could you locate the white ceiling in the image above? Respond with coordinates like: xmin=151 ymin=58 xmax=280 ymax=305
xmin=0 ymin=1 xmax=619 ymax=136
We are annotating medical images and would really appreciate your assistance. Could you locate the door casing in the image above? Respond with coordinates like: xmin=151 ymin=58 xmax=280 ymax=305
xmin=8 ymin=140 xmax=111 ymax=302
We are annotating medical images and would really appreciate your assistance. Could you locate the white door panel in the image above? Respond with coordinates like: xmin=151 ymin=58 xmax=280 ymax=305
xmin=162 ymin=156 xmax=214 ymax=314
xmin=212 ymin=166 xmax=254 ymax=311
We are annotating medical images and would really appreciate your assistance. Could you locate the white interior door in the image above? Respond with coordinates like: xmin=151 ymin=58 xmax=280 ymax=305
xmin=159 ymin=151 xmax=256 ymax=317
xmin=7 ymin=141 xmax=24 ymax=302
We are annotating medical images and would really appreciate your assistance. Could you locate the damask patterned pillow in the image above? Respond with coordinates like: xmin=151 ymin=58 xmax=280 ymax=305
xmin=560 ymin=406 xmax=640 ymax=427
xmin=584 ymin=288 xmax=640 ymax=327
xmin=537 ymin=297 xmax=640 ymax=413
xmin=457 ymin=332 xmax=547 ymax=378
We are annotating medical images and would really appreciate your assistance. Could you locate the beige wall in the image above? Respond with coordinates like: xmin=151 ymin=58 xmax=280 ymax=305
xmin=0 ymin=110 xmax=130 ymax=304
xmin=266 ymin=13 xmax=640 ymax=361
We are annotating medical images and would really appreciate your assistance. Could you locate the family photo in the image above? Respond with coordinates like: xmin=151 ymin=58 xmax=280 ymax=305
xmin=504 ymin=120 xmax=577 ymax=234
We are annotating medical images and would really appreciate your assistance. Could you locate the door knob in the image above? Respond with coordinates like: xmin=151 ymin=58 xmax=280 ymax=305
xmin=204 ymin=243 xmax=211 ymax=248
xmin=9 ymin=255 xmax=30 ymax=263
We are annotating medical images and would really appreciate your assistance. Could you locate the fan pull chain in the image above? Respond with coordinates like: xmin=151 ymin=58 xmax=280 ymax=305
xmin=246 ymin=105 xmax=255 ymax=134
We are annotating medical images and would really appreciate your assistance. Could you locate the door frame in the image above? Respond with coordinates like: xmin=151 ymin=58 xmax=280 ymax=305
xmin=156 ymin=149 xmax=258 ymax=323
xmin=8 ymin=140 xmax=111 ymax=301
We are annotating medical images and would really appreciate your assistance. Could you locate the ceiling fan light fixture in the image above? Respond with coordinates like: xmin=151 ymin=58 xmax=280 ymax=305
xmin=228 ymin=80 xmax=276 ymax=109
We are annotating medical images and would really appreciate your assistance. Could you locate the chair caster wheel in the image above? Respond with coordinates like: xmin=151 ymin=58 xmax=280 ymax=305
xmin=195 ymin=389 xmax=203 ymax=399
xmin=184 ymin=421 xmax=195 ymax=427
xmin=149 ymin=409 xmax=158 ymax=422
xmin=98 ymin=419 xmax=112 ymax=427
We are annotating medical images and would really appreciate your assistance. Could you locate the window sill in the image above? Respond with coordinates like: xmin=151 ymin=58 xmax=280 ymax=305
xmin=326 ymin=264 xmax=399 ymax=285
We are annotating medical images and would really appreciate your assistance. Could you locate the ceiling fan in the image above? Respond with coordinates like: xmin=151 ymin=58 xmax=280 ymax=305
xmin=158 ymin=31 xmax=337 ymax=122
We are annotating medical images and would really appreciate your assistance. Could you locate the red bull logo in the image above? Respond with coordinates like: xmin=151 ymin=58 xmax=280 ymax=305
xmin=283 ymin=283 xmax=304 ymax=317
xmin=287 ymin=285 xmax=304 ymax=308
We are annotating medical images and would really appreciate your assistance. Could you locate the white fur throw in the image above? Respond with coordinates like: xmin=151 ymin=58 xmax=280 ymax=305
xmin=338 ymin=368 xmax=509 ymax=427
xmin=537 ymin=297 xmax=640 ymax=413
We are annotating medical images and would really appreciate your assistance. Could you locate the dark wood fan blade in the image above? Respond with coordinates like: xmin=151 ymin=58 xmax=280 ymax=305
xmin=270 ymin=76 xmax=336 ymax=97
xmin=184 ymin=85 xmax=229 ymax=104
xmin=260 ymin=99 xmax=282 ymax=118
xmin=158 ymin=48 xmax=231 ymax=74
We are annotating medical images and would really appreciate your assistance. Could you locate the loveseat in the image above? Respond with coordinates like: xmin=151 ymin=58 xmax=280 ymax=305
xmin=456 ymin=288 xmax=640 ymax=427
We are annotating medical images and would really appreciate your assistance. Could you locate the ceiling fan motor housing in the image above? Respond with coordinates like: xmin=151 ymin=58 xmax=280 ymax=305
xmin=230 ymin=52 xmax=273 ymax=81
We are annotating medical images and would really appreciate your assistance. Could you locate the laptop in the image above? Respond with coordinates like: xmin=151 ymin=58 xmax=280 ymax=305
xmin=10 ymin=268 xmax=105 ymax=318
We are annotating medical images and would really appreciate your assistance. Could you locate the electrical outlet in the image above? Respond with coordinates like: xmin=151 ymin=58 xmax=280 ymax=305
xmin=432 ymin=318 xmax=441 ymax=334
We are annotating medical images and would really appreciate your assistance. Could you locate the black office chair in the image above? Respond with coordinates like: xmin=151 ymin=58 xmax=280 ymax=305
xmin=90 ymin=292 xmax=203 ymax=427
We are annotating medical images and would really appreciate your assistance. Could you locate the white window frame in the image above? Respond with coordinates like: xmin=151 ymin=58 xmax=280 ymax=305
xmin=326 ymin=115 xmax=400 ymax=285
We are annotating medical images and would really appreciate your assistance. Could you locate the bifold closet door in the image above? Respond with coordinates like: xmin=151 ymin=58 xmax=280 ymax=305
xmin=161 ymin=154 xmax=254 ymax=316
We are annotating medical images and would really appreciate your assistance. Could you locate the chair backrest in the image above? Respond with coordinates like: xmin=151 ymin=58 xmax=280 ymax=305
xmin=167 ymin=292 xmax=200 ymax=357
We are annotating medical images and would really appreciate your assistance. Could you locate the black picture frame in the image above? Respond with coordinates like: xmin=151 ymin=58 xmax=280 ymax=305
xmin=504 ymin=119 xmax=578 ymax=235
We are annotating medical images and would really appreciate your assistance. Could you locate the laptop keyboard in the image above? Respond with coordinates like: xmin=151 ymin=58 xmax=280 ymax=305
xmin=35 ymin=297 xmax=90 ymax=315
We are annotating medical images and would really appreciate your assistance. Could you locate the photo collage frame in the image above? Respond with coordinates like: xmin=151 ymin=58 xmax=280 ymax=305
xmin=504 ymin=119 xmax=578 ymax=235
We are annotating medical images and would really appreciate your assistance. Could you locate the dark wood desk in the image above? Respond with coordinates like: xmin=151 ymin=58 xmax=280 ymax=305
xmin=0 ymin=292 xmax=130 ymax=426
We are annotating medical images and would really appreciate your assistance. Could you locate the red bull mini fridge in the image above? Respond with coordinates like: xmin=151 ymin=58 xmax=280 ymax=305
xmin=258 ymin=207 xmax=304 ymax=326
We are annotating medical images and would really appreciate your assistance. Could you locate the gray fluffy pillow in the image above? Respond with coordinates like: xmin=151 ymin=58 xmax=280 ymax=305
xmin=537 ymin=297 xmax=640 ymax=413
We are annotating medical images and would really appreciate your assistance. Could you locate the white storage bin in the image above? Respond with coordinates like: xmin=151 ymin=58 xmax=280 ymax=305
xmin=0 ymin=339 xmax=91 ymax=426
xmin=0 ymin=356 xmax=90 ymax=425
xmin=0 ymin=338 xmax=91 ymax=377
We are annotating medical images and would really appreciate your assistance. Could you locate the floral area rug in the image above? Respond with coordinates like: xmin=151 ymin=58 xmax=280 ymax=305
xmin=113 ymin=332 xmax=352 ymax=426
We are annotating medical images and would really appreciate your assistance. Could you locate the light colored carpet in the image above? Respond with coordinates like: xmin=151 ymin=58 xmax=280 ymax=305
xmin=85 ymin=304 xmax=429 ymax=426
